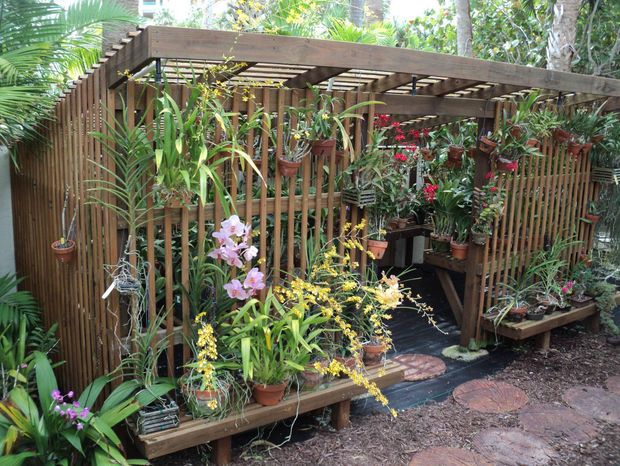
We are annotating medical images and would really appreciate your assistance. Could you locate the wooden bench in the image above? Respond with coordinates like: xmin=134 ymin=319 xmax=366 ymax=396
xmin=423 ymin=250 xmax=467 ymax=326
xmin=134 ymin=362 xmax=404 ymax=464
xmin=481 ymin=302 xmax=601 ymax=350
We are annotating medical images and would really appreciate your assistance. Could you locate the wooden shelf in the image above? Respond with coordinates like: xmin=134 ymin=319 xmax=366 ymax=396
xmin=423 ymin=250 xmax=467 ymax=273
xmin=386 ymin=224 xmax=432 ymax=241
xmin=134 ymin=362 xmax=404 ymax=460
xmin=481 ymin=303 xmax=599 ymax=340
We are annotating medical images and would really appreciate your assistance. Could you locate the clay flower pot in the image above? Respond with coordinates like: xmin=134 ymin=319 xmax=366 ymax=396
xmin=363 ymin=343 xmax=386 ymax=366
xmin=581 ymin=142 xmax=593 ymax=157
xmin=479 ymin=136 xmax=497 ymax=154
xmin=567 ymin=141 xmax=583 ymax=156
xmin=447 ymin=145 xmax=465 ymax=162
xmin=496 ymin=158 xmax=518 ymax=172
xmin=508 ymin=305 xmax=528 ymax=322
xmin=367 ymin=239 xmax=388 ymax=260
xmin=450 ymin=241 xmax=469 ymax=260
xmin=553 ymin=127 xmax=572 ymax=144
xmin=444 ymin=159 xmax=463 ymax=169
xmin=277 ymin=158 xmax=302 ymax=177
xmin=509 ymin=124 xmax=524 ymax=139
xmin=591 ymin=134 xmax=604 ymax=144
xmin=51 ymin=240 xmax=76 ymax=264
xmin=430 ymin=233 xmax=451 ymax=253
xmin=334 ymin=355 xmax=359 ymax=378
xmin=311 ymin=138 xmax=336 ymax=157
xmin=252 ymin=381 xmax=288 ymax=406
xmin=420 ymin=147 xmax=434 ymax=161
xmin=471 ymin=231 xmax=488 ymax=246
xmin=466 ymin=147 xmax=477 ymax=158
xmin=193 ymin=386 xmax=229 ymax=411
xmin=299 ymin=368 xmax=324 ymax=391
xmin=585 ymin=213 xmax=600 ymax=224
xmin=526 ymin=138 xmax=540 ymax=148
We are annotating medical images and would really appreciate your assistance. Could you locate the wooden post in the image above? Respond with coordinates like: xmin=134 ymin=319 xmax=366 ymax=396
xmin=535 ymin=331 xmax=551 ymax=350
xmin=585 ymin=312 xmax=600 ymax=333
xmin=212 ymin=436 xmax=232 ymax=465
xmin=459 ymin=115 xmax=494 ymax=348
xmin=331 ymin=399 xmax=351 ymax=430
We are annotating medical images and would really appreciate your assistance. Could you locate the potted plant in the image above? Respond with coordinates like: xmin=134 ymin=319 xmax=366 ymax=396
xmin=488 ymin=275 xmax=535 ymax=326
xmin=451 ymin=216 xmax=472 ymax=260
xmin=428 ymin=179 xmax=469 ymax=253
xmin=271 ymin=108 xmax=312 ymax=177
xmin=367 ymin=210 xmax=389 ymax=260
xmin=494 ymin=124 xmax=540 ymax=172
xmin=222 ymin=289 xmax=327 ymax=406
xmin=444 ymin=126 xmax=467 ymax=167
xmin=527 ymin=109 xmax=563 ymax=145
xmin=51 ymin=187 xmax=77 ymax=263
xmin=557 ymin=280 xmax=574 ymax=312
xmin=479 ymin=130 xmax=498 ymax=155
xmin=526 ymin=305 xmax=546 ymax=321
xmin=584 ymin=201 xmax=601 ymax=224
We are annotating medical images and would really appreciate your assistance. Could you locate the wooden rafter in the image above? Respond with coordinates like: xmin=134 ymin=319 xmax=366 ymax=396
xmin=199 ymin=61 xmax=256 ymax=84
xmin=358 ymin=72 xmax=420 ymax=93
xmin=417 ymin=78 xmax=483 ymax=96
xmin=283 ymin=66 xmax=348 ymax=89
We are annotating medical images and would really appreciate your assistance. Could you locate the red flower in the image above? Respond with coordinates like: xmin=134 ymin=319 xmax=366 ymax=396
xmin=391 ymin=121 xmax=401 ymax=128
xmin=423 ymin=183 xmax=439 ymax=202
xmin=506 ymin=161 xmax=518 ymax=171
xmin=408 ymin=129 xmax=420 ymax=140
xmin=393 ymin=153 xmax=407 ymax=162
xmin=395 ymin=134 xmax=406 ymax=142
xmin=484 ymin=171 xmax=495 ymax=179
xmin=490 ymin=186 xmax=498 ymax=193
xmin=375 ymin=114 xmax=391 ymax=128
xmin=422 ymin=128 xmax=430 ymax=137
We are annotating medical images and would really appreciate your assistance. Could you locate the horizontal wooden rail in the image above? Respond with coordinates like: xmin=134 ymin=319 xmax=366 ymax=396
xmin=116 ymin=192 xmax=342 ymax=229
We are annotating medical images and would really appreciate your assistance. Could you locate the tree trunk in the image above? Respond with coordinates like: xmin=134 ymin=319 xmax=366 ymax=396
xmin=350 ymin=0 xmax=365 ymax=27
xmin=546 ymin=0 xmax=583 ymax=71
xmin=455 ymin=0 xmax=473 ymax=57
xmin=366 ymin=0 xmax=383 ymax=23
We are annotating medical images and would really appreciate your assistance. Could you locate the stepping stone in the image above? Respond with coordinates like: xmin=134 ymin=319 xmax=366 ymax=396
xmin=391 ymin=354 xmax=447 ymax=382
xmin=518 ymin=402 xmax=598 ymax=443
xmin=473 ymin=428 xmax=557 ymax=466
xmin=563 ymin=385 xmax=620 ymax=423
xmin=453 ymin=379 xmax=529 ymax=413
xmin=409 ymin=446 xmax=491 ymax=466
xmin=606 ymin=375 xmax=620 ymax=395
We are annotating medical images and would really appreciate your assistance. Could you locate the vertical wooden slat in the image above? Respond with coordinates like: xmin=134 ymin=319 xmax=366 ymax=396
xmin=273 ymin=88 xmax=284 ymax=283
xmin=258 ymin=89 xmax=269 ymax=298
xmin=299 ymin=88 xmax=313 ymax=277
xmin=287 ymin=91 xmax=299 ymax=276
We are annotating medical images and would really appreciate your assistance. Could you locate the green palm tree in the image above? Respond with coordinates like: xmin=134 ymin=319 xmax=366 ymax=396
xmin=0 ymin=0 xmax=137 ymax=155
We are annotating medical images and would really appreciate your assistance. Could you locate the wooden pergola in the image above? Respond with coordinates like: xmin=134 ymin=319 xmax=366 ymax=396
xmin=14 ymin=26 xmax=620 ymax=399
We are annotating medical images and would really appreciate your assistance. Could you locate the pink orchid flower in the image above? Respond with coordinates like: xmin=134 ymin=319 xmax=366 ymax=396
xmin=224 ymin=279 xmax=251 ymax=300
xmin=221 ymin=215 xmax=245 ymax=237
xmin=243 ymin=245 xmax=258 ymax=261
xmin=221 ymin=248 xmax=243 ymax=268
xmin=244 ymin=267 xmax=265 ymax=292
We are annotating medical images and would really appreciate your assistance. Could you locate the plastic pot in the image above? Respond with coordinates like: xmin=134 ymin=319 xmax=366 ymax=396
xmin=367 ymin=239 xmax=388 ymax=260
xmin=508 ymin=305 xmax=528 ymax=322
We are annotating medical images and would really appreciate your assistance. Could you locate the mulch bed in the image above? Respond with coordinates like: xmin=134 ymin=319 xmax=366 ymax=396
xmin=153 ymin=328 xmax=619 ymax=465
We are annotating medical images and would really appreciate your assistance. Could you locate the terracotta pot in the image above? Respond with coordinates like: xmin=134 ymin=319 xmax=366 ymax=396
xmin=553 ymin=127 xmax=572 ymax=144
xmin=51 ymin=240 xmax=76 ymax=264
xmin=252 ymin=381 xmax=288 ymax=406
xmin=581 ymin=142 xmax=593 ymax=157
xmin=509 ymin=125 xmax=524 ymax=139
xmin=420 ymin=147 xmax=434 ymax=161
xmin=311 ymin=138 xmax=336 ymax=157
xmin=299 ymin=368 xmax=324 ymax=391
xmin=585 ymin=213 xmax=600 ymax=224
xmin=496 ymin=158 xmax=518 ymax=172
xmin=447 ymin=145 xmax=465 ymax=161
xmin=334 ymin=355 xmax=360 ymax=378
xmin=526 ymin=138 xmax=540 ymax=148
xmin=466 ymin=147 xmax=477 ymax=158
xmin=567 ymin=141 xmax=583 ymax=156
xmin=450 ymin=241 xmax=469 ymax=260
xmin=591 ymin=134 xmax=604 ymax=144
xmin=479 ymin=136 xmax=497 ymax=154
xmin=508 ymin=305 xmax=528 ymax=322
xmin=367 ymin=239 xmax=388 ymax=260
xmin=363 ymin=343 xmax=386 ymax=366
xmin=277 ymin=158 xmax=302 ymax=177
xmin=430 ymin=233 xmax=451 ymax=253
xmin=444 ymin=159 xmax=463 ymax=169
xmin=193 ymin=385 xmax=230 ymax=411
xmin=396 ymin=217 xmax=408 ymax=229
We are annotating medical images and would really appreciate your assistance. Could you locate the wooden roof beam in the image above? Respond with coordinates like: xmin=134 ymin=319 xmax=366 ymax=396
xmin=417 ymin=78 xmax=483 ymax=96
xmin=283 ymin=66 xmax=348 ymax=89
xmin=358 ymin=72 xmax=422 ymax=93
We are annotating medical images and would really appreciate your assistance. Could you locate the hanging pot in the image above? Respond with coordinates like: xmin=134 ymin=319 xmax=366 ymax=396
xmin=311 ymin=138 xmax=336 ymax=157
xmin=252 ymin=381 xmax=288 ymax=406
xmin=567 ymin=141 xmax=583 ymax=156
xmin=496 ymin=157 xmax=518 ymax=172
xmin=450 ymin=241 xmax=469 ymax=260
xmin=277 ymin=158 xmax=302 ymax=177
xmin=51 ymin=240 xmax=76 ymax=264
xmin=526 ymin=138 xmax=540 ymax=148
xmin=420 ymin=147 xmax=434 ymax=161
xmin=591 ymin=134 xmax=604 ymax=144
xmin=479 ymin=136 xmax=498 ymax=154
xmin=585 ymin=213 xmax=600 ymax=224
xmin=509 ymin=125 xmax=524 ymax=139
xmin=367 ymin=239 xmax=388 ymax=260
xmin=466 ymin=147 xmax=477 ymax=158
xmin=553 ymin=127 xmax=572 ymax=144
xmin=447 ymin=145 xmax=465 ymax=162
xmin=471 ymin=231 xmax=488 ymax=246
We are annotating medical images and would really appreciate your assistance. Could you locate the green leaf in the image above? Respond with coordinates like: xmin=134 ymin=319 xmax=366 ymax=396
xmin=61 ymin=429 xmax=84 ymax=456
xmin=33 ymin=352 xmax=57 ymax=410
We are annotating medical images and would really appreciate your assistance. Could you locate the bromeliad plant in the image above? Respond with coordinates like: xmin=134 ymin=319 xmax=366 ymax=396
xmin=0 ymin=352 xmax=172 ymax=466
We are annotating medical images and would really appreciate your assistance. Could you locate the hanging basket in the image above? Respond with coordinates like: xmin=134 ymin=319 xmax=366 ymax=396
xmin=591 ymin=167 xmax=620 ymax=184
xmin=342 ymin=187 xmax=376 ymax=208
xmin=115 ymin=276 xmax=141 ymax=295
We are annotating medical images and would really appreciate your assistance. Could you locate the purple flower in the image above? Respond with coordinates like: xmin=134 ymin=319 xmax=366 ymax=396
xmin=54 ymin=405 xmax=61 ymax=412
xmin=207 ymin=247 xmax=224 ymax=261
xmin=67 ymin=391 xmax=74 ymax=399
xmin=221 ymin=247 xmax=243 ymax=268
xmin=224 ymin=279 xmax=251 ymax=300
xmin=243 ymin=268 xmax=265 ymax=293
xmin=51 ymin=389 xmax=63 ymax=402
xmin=76 ymin=422 xmax=84 ymax=431
xmin=212 ymin=230 xmax=234 ymax=247
xmin=80 ymin=407 xmax=90 ymax=418
xmin=66 ymin=409 xmax=78 ymax=421
xmin=73 ymin=401 xmax=80 ymax=408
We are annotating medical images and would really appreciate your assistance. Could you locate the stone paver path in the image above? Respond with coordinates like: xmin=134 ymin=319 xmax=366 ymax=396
xmin=605 ymin=375 xmax=620 ymax=394
xmin=391 ymin=353 xmax=447 ymax=382
xmin=562 ymin=385 xmax=620 ymax=423
xmin=408 ymin=446 xmax=491 ymax=466
xmin=473 ymin=428 xmax=557 ymax=466
xmin=453 ymin=379 xmax=529 ymax=413
xmin=518 ymin=402 xmax=598 ymax=443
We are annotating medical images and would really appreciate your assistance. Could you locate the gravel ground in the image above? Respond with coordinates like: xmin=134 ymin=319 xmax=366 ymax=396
xmin=153 ymin=327 xmax=619 ymax=466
